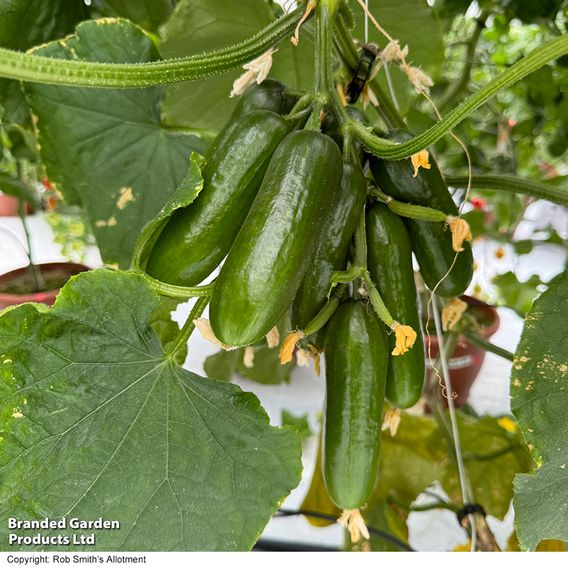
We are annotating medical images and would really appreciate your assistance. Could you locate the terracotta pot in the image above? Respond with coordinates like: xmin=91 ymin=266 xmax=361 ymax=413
xmin=425 ymin=295 xmax=500 ymax=407
xmin=0 ymin=193 xmax=20 ymax=216
xmin=0 ymin=262 xmax=90 ymax=309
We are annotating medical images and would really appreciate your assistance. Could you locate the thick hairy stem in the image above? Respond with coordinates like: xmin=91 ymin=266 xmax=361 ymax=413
xmin=463 ymin=330 xmax=514 ymax=362
xmin=304 ymin=292 xmax=342 ymax=336
xmin=166 ymin=296 xmax=209 ymax=360
xmin=446 ymin=174 xmax=568 ymax=207
xmin=144 ymin=274 xmax=215 ymax=300
xmin=349 ymin=33 xmax=568 ymax=159
xmin=361 ymin=270 xmax=394 ymax=327
xmin=0 ymin=10 xmax=304 ymax=88
xmin=315 ymin=0 xmax=338 ymax=98
xmin=369 ymin=187 xmax=447 ymax=222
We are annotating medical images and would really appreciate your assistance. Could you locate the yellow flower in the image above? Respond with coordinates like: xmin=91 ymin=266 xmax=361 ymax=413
xmin=193 ymin=318 xmax=236 ymax=351
xmin=381 ymin=41 xmax=409 ymax=63
xmin=442 ymin=298 xmax=468 ymax=331
xmin=446 ymin=216 xmax=472 ymax=252
xmin=279 ymin=330 xmax=305 ymax=364
xmin=296 ymin=348 xmax=310 ymax=367
xmin=266 ymin=326 xmax=280 ymax=348
xmin=402 ymin=63 xmax=434 ymax=94
xmin=291 ymin=0 xmax=314 ymax=46
xmin=338 ymin=509 xmax=370 ymax=543
xmin=230 ymin=48 xmax=277 ymax=97
xmin=391 ymin=323 xmax=417 ymax=356
xmin=243 ymin=346 xmax=255 ymax=368
xmin=410 ymin=149 xmax=431 ymax=177
xmin=307 ymin=344 xmax=321 ymax=376
xmin=381 ymin=408 xmax=401 ymax=436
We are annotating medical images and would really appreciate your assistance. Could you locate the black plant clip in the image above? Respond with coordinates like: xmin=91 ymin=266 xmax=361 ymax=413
xmin=345 ymin=43 xmax=380 ymax=103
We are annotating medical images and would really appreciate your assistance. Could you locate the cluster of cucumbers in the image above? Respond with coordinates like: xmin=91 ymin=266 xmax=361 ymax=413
xmin=144 ymin=80 xmax=473 ymax=518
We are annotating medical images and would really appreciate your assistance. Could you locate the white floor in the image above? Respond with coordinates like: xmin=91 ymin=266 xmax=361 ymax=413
xmin=1 ymin=208 xmax=566 ymax=551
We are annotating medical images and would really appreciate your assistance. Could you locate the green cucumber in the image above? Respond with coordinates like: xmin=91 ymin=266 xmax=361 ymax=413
xmin=323 ymin=300 xmax=388 ymax=510
xmin=210 ymin=130 xmax=342 ymax=346
xmin=366 ymin=203 xmax=425 ymax=408
xmin=321 ymin=106 xmax=368 ymax=151
xmin=231 ymin=79 xmax=298 ymax=121
xmin=145 ymin=110 xmax=290 ymax=286
xmin=292 ymin=162 xmax=367 ymax=330
xmin=369 ymin=129 xmax=473 ymax=297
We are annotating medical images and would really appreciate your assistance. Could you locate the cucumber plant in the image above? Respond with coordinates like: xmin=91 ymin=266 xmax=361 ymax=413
xmin=0 ymin=0 xmax=567 ymax=552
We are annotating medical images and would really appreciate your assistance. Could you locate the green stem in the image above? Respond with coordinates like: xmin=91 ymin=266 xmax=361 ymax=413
xmin=463 ymin=330 xmax=514 ymax=362
xmin=333 ymin=17 xmax=406 ymax=129
xmin=386 ymin=494 xmax=458 ymax=513
xmin=446 ymin=174 xmax=568 ymax=207
xmin=166 ymin=296 xmax=209 ymax=360
xmin=361 ymin=270 xmax=394 ymax=327
xmin=348 ymin=33 xmax=568 ymax=159
xmin=329 ymin=264 xmax=363 ymax=288
xmin=354 ymin=209 xmax=367 ymax=269
xmin=462 ymin=443 xmax=521 ymax=462
xmin=144 ymin=274 xmax=215 ymax=300
xmin=18 ymin=199 xmax=44 ymax=292
xmin=438 ymin=10 xmax=490 ymax=112
xmin=314 ymin=0 xmax=338 ymax=98
xmin=370 ymin=187 xmax=447 ymax=222
xmin=304 ymin=291 xmax=343 ymax=335
xmin=286 ymin=93 xmax=314 ymax=116
xmin=0 ymin=10 xmax=305 ymax=88
xmin=305 ymin=104 xmax=324 ymax=131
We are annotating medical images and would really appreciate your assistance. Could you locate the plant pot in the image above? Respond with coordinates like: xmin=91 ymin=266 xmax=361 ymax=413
xmin=0 ymin=262 xmax=90 ymax=309
xmin=0 ymin=193 xmax=20 ymax=216
xmin=425 ymin=295 xmax=500 ymax=407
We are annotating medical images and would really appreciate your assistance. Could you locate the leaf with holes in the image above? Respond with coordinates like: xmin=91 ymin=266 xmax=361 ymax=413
xmin=0 ymin=269 xmax=302 ymax=551
xmin=25 ymin=19 xmax=205 ymax=267
xmin=511 ymin=269 xmax=568 ymax=550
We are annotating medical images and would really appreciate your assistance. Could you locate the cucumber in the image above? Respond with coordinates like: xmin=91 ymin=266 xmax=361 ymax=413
xmin=210 ymin=130 xmax=342 ymax=346
xmin=323 ymin=300 xmax=388 ymax=510
xmin=369 ymin=129 xmax=473 ymax=297
xmin=291 ymin=162 xmax=367 ymax=330
xmin=366 ymin=203 xmax=425 ymax=408
xmin=145 ymin=110 xmax=290 ymax=286
xmin=321 ymin=106 xmax=369 ymax=151
xmin=231 ymin=79 xmax=298 ymax=122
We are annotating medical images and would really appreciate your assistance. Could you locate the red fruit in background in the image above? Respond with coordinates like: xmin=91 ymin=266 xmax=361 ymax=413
xmin=470 ymin=197 xmax=487 ymax=210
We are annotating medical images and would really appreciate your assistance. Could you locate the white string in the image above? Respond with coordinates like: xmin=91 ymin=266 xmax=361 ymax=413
xmin=364 ymin=0 xmax=369 ymax=44
xmin=431 ymin=294 xmax=478 ymax=551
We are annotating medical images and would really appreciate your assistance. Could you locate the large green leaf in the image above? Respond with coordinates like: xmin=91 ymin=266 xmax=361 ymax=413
xmin=441 ymin=414 xmax=531 ymax=520
xmin=0 ymin=0 xmax=89 ymax=131
xmin=160 ymin=0 xmax=313 ymax=131
xmin=132 ymin=152 xmax=204 ymax=270
xmin=346 ymin=0 xmax=444 ymax=114
xmin=25 ymin=19 xmax=206 ymax=267
xmin=149 ymin=296 xmax=187 ymax=365
xmin=92 ymin=0 xmax=176 ymax=32
xmin=0 ymin=0 xmax=89 ymax=50
xmin=492 ymin=271 xmax=544 ymax=316
xmin=347 ymin=0 xmax=443 ymax=72
xmin=511 ymin=269 xmax=568 ymax=550
xmin=0 ymin=270 xmax=302 ymax=551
